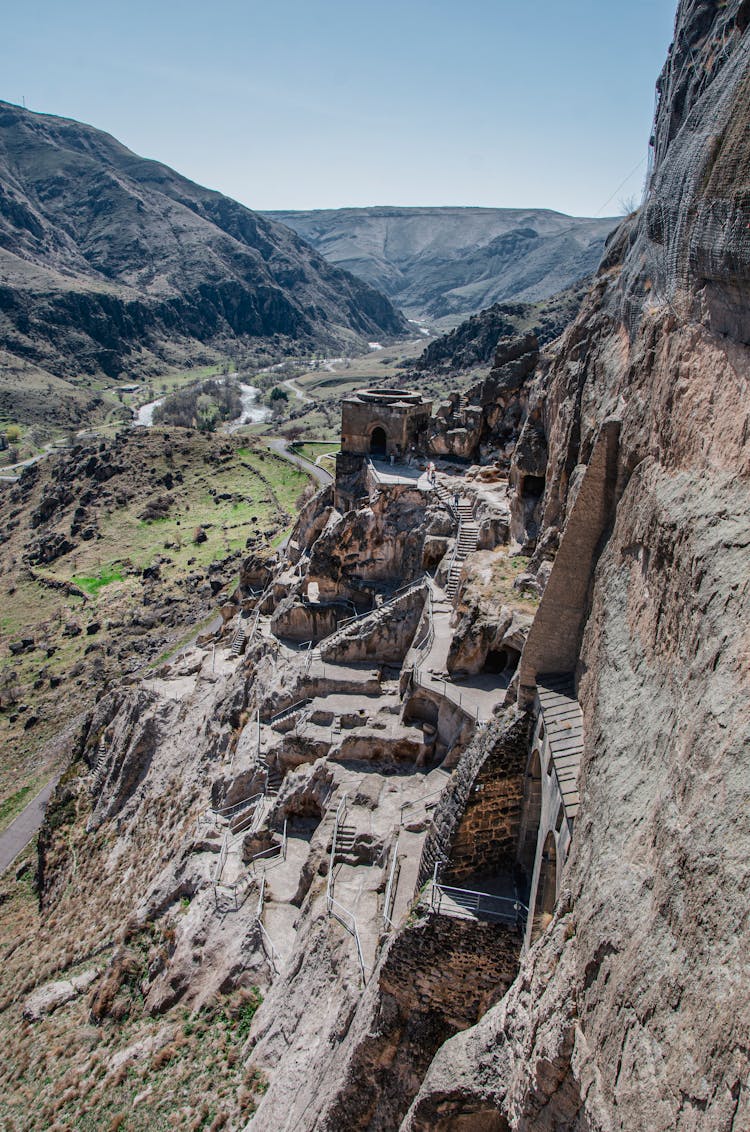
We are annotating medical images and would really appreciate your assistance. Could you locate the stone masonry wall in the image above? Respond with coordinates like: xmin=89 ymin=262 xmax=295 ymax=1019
xmin=416 ymin=713 xmax=531 ymax=890
xmin=318 ymin=911 xmax=523 ymax=1132
xmin=382 ymin=913 xmax=523 ymax=1026
xmin=446 ymin=733 xmax=527 ymax=884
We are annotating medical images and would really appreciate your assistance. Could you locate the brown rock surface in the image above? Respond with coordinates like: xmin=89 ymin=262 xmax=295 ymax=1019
xmin=405 ymin=4 xmax=750 ymax=1129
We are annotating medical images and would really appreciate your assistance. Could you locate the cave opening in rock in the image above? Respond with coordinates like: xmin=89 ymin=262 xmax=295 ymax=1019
xmin=370 ymin=426 xmax=387 ymax=455
xmin=483 ymin=646 xmax=520 ymax=675
xmin=521 ymin=474 xmax=546 ymax=498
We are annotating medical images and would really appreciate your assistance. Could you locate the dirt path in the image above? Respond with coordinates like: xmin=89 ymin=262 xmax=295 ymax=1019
xmin=0 ymin=777 xmax=60 ymax=875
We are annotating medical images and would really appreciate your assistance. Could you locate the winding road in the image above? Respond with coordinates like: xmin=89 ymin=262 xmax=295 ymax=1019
xmin=266 ymin=437 xmax=333 ymax=486
xmin=282 ymin=377 xmax=312 ymax=403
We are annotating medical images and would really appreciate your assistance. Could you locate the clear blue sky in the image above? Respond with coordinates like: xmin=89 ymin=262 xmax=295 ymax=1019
xmin=3 ymin=0 xmax=677 ymax=216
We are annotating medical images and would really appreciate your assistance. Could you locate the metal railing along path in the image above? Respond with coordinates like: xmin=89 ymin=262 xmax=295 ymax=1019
xmin=250 ymin=819 xmax=288 ymax=873
xmin=326 ymin=793 xmax=366 ymax=981
xmin=410 ymin=667 xmax=482 ymax=722
xmin=256 ymin=875 xmax=282 ymax=974
xmin=263 ymin=698 xmax=312 ymax=726
xmin=399 ymin=785 xmax=445 ymax=826
xmin=315 ymin=574 xmax=430 ymax=652
xmin=382 ymin=836 xmax=400 ymax=932
xmin=428 ymin=875 xmax=528 ymax=928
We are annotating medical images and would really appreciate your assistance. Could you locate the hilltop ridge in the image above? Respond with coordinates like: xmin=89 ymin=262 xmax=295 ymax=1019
xmin=265 ymin=204 xmax=619 ymax=324
xmin=0 ymin=101 xmax=408 ymax=422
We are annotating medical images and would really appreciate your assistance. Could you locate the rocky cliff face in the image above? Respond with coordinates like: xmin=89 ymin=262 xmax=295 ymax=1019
xmin=406 ymin=3 xmax=750 ymax=1129
xmin=1 ymin=6 xmax=748 ymax=1130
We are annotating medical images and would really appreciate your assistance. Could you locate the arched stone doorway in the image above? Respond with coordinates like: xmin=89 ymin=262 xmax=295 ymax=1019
xmin=531 ymin=830 xmax=557 ymax=942
xmin=370 ymin=425 xmax=387 ymax=455
xmin=518 ymin=748 xmax=542 ymax=880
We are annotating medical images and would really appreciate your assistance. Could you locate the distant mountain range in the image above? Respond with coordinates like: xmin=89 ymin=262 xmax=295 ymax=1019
xmin=265 ymin=206 xmax=619 ymax=325
xmin=0 ymin=102 xmax=407 ymax=422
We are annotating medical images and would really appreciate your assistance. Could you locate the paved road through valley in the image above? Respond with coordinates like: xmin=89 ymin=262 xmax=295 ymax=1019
xmin=266 ymin=437 xmax=333 ymax=487
xmin=0 ymin=777 xmax=60 ymax=875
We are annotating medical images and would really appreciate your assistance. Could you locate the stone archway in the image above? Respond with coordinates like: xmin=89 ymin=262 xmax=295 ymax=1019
xmin=369 ymin=425 xmax=387 ymax=455
xmin=518 ymin=748 xmax=542 ymax=880
xmin=531 ymin=830 xmax=557 ymax=942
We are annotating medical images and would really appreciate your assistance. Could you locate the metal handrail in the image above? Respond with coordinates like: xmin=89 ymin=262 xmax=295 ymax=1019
xmin=245 ymin=606 xmax=262 ymax=649
xmin=325 ymin=793 xmax=366 ymax=979
xmin=410 ymin=583 xmax=435 ymax=667
xmin=317 ymin=574 xmax=429 ymax=650
xmin=432 ymin=481 xmax=459 ymax=523
xmin=429 ymin=881 xmax=528 ymax=926
xmin=255 ymin=876 xmax=282 ymax=972
xmin=250 ymin=820 xmax=288 ymax=871
xmin=302 ymin=639 xmax=317 ymax=676
xmin=232 ymin=800 xmax=265 ymax=835
xmin=211 ymin=791 xmax=263 ymax=819
xmin=198 ymin=790 xmax=263 ymax=839
xmin=258 ymin=920 xmax=281 ymax=973
xmin=399 ymin=786 xmax=444 ymax=825
xmin=410 ymin=667 xmax=481 ymax=722
xmin=329 ymin=896 xmax=366 ymax=981
xmin=212 ymin=832 xmax=256 ymax=911
xmin=382 ymin=837 xmax=400 ymax=931
xmin=264 ymin=698 xmax=312 ymax=725
xmin=326 ymin=793 xmax=348 ymax=909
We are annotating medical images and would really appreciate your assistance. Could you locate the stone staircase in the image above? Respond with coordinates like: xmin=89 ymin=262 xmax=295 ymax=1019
xmin=315 ymin=576 xmax=428 ymax=657
xmin=230 ymin=624 xmax=246 ymax=656
xmin=446 ymin=500 xmax=479 ymax=599
xmin=90 ymin=737 xmax=108 ymax=793
xmin=265 ymin=698 xmax=312 ymax=729
xmin=432 ymin=480 xmax=458 ymax=517
xmin=259 ymin=752 xmax=283 ymax=795
xmin=333 ymin=819 xmax=357 ymax=863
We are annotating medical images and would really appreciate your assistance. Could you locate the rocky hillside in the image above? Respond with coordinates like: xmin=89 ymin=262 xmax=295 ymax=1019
xmin=0 ymin=429 xmax=312 ymax=808
xmin=0 ymin=102 xmax=408 ymax=420
xmin=0 ymin=3 xmax=748 ymax=1130
xmin=265 ymin=206 xmax=618 ymax=322
xmin=409 ymin=276 xmax=592 ymax=374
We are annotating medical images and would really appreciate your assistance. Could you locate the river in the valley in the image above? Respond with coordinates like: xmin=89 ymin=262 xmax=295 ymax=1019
xmin=133 ymin=382 xmax=270 ymax=430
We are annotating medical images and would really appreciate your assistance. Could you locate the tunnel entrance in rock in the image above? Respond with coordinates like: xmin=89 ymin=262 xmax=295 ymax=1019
xmin=370 ymin=426 xmax=387 ymax=455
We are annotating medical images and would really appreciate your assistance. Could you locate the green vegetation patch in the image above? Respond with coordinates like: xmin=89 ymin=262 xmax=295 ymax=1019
xmin=292 ymin=441 xmax=340 ymax=465
xmin=72 ymin=566 xmax=124 ymax=596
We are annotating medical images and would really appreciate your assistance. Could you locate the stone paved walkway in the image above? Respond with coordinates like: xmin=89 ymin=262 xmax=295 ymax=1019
xmin=411 ymin=578 xmax=510 ymax=722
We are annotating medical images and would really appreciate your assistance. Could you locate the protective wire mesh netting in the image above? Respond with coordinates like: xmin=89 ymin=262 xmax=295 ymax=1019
xmin=620 ymin=18 xmax=750 ymax=337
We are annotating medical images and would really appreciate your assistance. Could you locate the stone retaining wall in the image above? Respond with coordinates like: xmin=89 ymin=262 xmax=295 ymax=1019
xmin=382 ymin=912 xmax=522 ymax=1027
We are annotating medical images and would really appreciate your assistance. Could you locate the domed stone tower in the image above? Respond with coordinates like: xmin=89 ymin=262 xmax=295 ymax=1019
xmin=335 ymin=388 xmax=432 ymax=509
